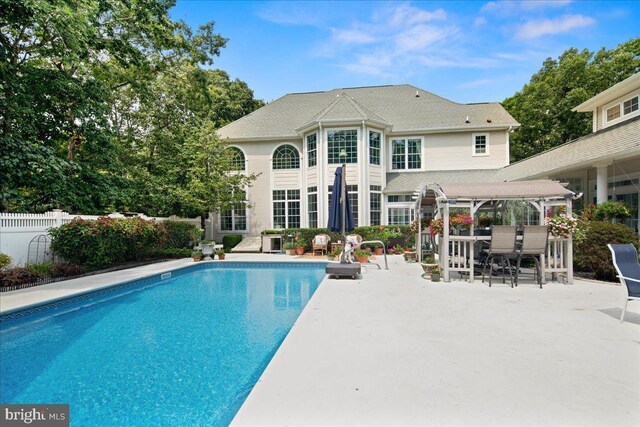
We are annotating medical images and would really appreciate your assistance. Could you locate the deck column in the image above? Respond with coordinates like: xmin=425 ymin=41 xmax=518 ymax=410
xmin=595 ymin=163 xmax=610 ymax=204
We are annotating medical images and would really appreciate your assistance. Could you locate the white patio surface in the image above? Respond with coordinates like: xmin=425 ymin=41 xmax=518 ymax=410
xmin=1 ymin=254 xmax=638 ymax=426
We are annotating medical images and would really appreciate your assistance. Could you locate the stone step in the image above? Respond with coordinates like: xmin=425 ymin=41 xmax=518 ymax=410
xmin=231 ymin=236 xmax=262 ymax=253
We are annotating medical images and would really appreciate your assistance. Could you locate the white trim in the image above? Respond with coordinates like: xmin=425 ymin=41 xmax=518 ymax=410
xmin=472 ymin=133 xmax=490 ymax=157
xmin=388 ymin=136 xmax=424 ymax=171
xmin=603 ymin=90 xmax=640 ymax=128
xmin=270 ymin=142 xmax=302 ymax=171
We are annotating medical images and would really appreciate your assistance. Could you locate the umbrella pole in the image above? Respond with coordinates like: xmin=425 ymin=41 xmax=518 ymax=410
xmin=341 ymin=163 xmax=347 ymax=263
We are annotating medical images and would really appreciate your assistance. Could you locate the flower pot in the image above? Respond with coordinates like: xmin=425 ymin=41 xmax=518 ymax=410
xmin=288 ymin=249 xmax=296 ymax=256
xmin=217 ymin=253 xmax=225 ymax=260
xmin=374 ymin=247 xmax=384 ymax=256
xmin=193 ymin=256 xmax=202 ymax=262
xmin=201 ymin=243 xmax=214 ymax=260
xmin=421 ymin=263 xmax=437 ymax=274
xmin=404 ymin=251 xmax=416 ymax=262
xmin=295 ymin=246 xmax=305 ymax=255
xmin=355 ymin=255 xmax=369 ymax=264
xmin=431 ymin=273 xmax=441 ymax=282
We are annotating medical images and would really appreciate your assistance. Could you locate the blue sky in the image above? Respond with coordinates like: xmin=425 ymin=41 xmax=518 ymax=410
xmin=170 ymin=1 xmax=639 ymax=103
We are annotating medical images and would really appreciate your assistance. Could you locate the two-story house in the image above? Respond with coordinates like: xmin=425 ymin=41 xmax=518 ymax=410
xmin=214 ymin=84 xmax=519 ymax=241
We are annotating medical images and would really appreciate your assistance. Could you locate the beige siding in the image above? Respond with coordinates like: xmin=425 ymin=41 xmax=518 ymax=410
xmin=307 ymin=167 xmax=318 ymax=187
xmin=273 ymin=170 xmax=301 ymax=189
xmin=369 ymin=164 xmax=383 ymax=185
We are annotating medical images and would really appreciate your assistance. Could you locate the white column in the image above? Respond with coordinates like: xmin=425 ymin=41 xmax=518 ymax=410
xmin=595 ymin=163 xmax=610 ymax=204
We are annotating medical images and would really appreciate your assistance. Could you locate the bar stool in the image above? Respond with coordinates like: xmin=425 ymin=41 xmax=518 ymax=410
xmin=481 ymin=226 xmax=517 ymax=287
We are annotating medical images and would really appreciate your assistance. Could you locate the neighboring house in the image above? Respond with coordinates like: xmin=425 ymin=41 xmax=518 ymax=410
xmin=214 ymin=84 xmax=519 ymax=240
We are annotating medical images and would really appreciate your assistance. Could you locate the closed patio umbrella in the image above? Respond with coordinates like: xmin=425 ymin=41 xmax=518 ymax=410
xmin=328 ymin=166 xmax=355 ymax=263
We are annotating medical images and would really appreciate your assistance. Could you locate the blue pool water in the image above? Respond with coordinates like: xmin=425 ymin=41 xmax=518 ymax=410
xmin=0 ymin=263 xmax=325 ymax=426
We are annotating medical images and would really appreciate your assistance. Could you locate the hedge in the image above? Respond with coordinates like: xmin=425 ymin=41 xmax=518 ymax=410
xmin=282 ymin=225 xmax=414 ymax=251
xmin=222 ymin=234 xmax=243 ymax=251
xmin=574 ymin=221 xmax=639 ymax=281
xmin=164 ymin=221 xmax=203 ymax=248
xmin=49 ymin=217 xmax=167 ymax=269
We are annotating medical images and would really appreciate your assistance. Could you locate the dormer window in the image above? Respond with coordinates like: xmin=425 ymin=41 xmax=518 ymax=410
xmin=606 ymin=105 xmax=620 ymax=122
xmin=623 ymin=96 xmax=638 ymax=115
xmin=606 ymin=94 xmax=639 ymax=124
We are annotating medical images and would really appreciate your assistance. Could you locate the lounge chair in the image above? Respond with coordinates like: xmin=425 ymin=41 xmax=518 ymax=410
xmin=607 ymin=244 xmax=640 ymax=323
xmin=312 ymin=234 xmax=331 ymax=255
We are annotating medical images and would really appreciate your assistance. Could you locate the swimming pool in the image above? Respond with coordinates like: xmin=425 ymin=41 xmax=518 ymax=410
xmin=0 ymin=262 xmax=326 ymax=426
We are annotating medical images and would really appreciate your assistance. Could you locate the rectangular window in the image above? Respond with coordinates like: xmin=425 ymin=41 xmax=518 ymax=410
xmin=388 ymin=207 xmax=414 ymax=225
xmin=308 ymin=186 xmax=318 ymax=228
xmin=473 ymin=134 xmax=488 ymax=155
xmin=272 ymin=189 xmax=300 ymax=229
xmin=369 ymin=131 xmax=381 ymax=165
xmin=307 ymin=133 xmax=317 ymax=167
xmin=623 ymin=96 xmax=638 ymax=115
xmin=220 ymin=190 xmax=247 ymax=232
xmin=370 ymin=185 xmax=381 ymax=226
xmin=388 ymin=195 xmax=413 ymax=203
xmin=391 ymin=138 xmax=422 ymax=170
xmin=328 ymin=185 xmax=358 ymax=225
xmin=607 ymin=104 xmax=621 ymax=122
xmin=327 ymin=129 xmax=358 ymax=164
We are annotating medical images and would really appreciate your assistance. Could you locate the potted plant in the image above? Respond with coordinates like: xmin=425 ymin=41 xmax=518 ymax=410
xmin=192 ymin=250 xmax=203 ymax=262
xmin=430 ymin=265 xmax=441 ymax=282
xmin=373 ymin=243 xmax=384 ymax=256
xmin=354 ymin=249 xmax=370 ymax=264
xmin=421 ymin=257 xmax=437 ymax=275
xmin=283 ymin=242 xmax=296 ymax=256
xmin=215 ymin=249 xmax=226 ymax=260
xmin=404 ymin=246 xmax=417 ymax=262
xmin=328 ymin=247 xmax=341 ymax=261
xmin=201 ymin=240 xmax=216 ymax=260
xmin=393 ymin=244 xmax=404 ymax=255
xmin=295 ymin=239 xmax=306 ymax=256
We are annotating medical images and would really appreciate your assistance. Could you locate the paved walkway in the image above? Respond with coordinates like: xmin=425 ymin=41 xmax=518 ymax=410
xmin=2 ymin=254 xmax=638 ymax=426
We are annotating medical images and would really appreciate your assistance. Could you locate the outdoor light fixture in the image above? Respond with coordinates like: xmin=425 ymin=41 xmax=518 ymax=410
xmin=339 ymin=149 xmax=347 ymax=158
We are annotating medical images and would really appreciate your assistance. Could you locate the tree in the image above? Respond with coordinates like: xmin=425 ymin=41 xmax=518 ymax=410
xmin=503 ymin=38 xmax=640 ymax=162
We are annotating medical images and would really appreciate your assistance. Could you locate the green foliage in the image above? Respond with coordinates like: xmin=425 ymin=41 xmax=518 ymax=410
xmin=26 ymin=262 xmax=55 ymax=277
xmin=153 ymin=248 xmax=193 ymax=259
xmin=503 ymin=38 xmax=640 ymax=161
xmin=222 ymin=234 xmax=243 ymax=251
xmin=164 ymin=221 xmax=203 ymax=248
xmin=593 ymin=201 xmax=632 ymax=221
xmin=0 ymin=253 xmax=12 ymax=269
xmin=574 ymin=221 xmax=639 ymax=281
xmin=0 ymin=267 xmax=41 ymax=288
xmin=281 ymin=226 xmax=413 ymax=251
xmin=49 ymin=217 xmax=167 ymax=269
xmin=283 ymin=242 xmax=297 ymax=250
xmin=1 ymin=0 xmax=263 ymax=214
xmin=50 ymin=262 xmax=86 ymax=278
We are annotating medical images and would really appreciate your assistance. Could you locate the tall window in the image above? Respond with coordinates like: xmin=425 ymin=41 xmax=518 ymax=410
xmin=370 ymin=185 xmax=381 ymax=225
xmin=308 ymin=186 xmax=318 ymax=228
xmin=391 ymin=138 xmax=421 ymax=170
xmin=328 ymin=185 xmax=358 ymax=225
xmin=473 ymin=134 xmax=488 ymax=156
xmin=220 ymin=190 xmax=247 ymax=231
xmin=327 ymin=129 xmax=357 ymax=164
xmin=307 ymin=134 xmax=317 ymax=167
xmin=227 ymin=147 xmax=245 ymax=171
xmin=273 ymin=190 xmax=300 ymax=228
xmin=369 ymin=131 xmax=381 ymax=165
xmin=273 ymin=145 xmax=300 ymax=170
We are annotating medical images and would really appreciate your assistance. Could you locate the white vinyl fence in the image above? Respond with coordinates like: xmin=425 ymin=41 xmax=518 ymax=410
xmin=0 ymin=210 xmax=201 ymax=266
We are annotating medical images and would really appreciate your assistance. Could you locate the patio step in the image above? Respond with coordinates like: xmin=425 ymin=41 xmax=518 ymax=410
xmin=231 ymin=236 xmax=262 ymax=253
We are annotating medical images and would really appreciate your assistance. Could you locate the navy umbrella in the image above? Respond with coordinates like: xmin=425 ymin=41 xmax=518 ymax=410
xmin=328 ymin=166 xmax=355 ymax=233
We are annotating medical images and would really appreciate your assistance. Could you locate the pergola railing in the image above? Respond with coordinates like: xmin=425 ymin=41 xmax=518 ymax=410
xmin=414 ymin=180 xmax=576 ymax=284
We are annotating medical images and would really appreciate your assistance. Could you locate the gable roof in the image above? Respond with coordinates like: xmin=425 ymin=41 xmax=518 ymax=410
xmin=218 ymin=84 xmax=519 ymax=141
xmin=573 ymin=72 xmax=640 ymax=112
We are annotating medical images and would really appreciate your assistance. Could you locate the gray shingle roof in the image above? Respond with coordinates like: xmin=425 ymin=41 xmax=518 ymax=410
xmin=384 ymin=169 xmax=503 ymax=194
xmin=498 ymin=115 xmax=640 ymax=181
xmin=218 ymin=84 xmax=519 ymax=140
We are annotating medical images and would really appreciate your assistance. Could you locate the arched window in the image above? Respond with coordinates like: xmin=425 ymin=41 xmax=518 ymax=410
xmin=227 ymin=147 xmax=245 ymax=171
xmin=272 ymin=144 xmax=300 ymax=170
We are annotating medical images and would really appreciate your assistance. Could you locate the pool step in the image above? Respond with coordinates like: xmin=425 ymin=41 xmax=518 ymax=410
xmin=231 ymin=236 xmax=262 ymax=253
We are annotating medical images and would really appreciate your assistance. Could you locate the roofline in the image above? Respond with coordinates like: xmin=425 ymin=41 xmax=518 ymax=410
xmin=572 ymin=72 xmax=640 ymax=112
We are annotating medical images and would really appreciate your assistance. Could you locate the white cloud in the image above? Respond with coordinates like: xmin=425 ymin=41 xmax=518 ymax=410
xmin=394 ymin=25 xmax=453 ymax=52
xmin=331 ymin=28 xmax=376 ymax=44
xmin=389 ymin=5 xmax=447 ymax=26
xmin=473 ymin=16 xmax=487 ymax=28
xmin=480 ymin=0 xmax=572 ymax=16
xmin=515 ymin=14 xmax=596 ymax=39
xmin=456 ymin=78 xmax=497 ymax=89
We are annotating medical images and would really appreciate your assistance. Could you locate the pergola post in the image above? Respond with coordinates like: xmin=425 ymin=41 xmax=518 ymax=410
xmin=443 ymin=201 xmax=450 ymax=282
xmin=566 ymin=198 xmax=574 ymax=284
xmin=469 ymin=201 xmax=475 ymax=283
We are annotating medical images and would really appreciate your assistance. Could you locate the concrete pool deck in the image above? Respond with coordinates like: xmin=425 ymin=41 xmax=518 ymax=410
xmin=1 ymin=254 xmax=638 ymax=425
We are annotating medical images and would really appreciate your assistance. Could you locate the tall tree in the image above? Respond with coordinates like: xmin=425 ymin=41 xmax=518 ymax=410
xmin=503 ymin=38 xmax=640 ymax=162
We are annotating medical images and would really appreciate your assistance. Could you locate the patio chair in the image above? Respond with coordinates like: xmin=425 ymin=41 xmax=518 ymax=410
xmin=312 ymin=234 xmax=331 ymax=256
xmin=607 ymin=244 xmax=640 ymax=323
xmin=481 ymin=226 xmax=517 ymax=287
xmin=514 ymin=225 xmax=549 ymax=289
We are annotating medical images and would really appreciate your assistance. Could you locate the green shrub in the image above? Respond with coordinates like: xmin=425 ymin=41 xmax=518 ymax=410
xmin=51 ymin=262 xmax=86 ymax=278
xmin=0 ymin=267 xmax=41 ymax=288
xmin=574 ymin=221 xmax=639 ymax=281
xmin=0 ymin=253 xmax=11 ymax=269
xmin=281 ymin=225 xmax=413 ymax=251
xmin=222 ymin=234 xmax=243 ymax=251
xmin=49 ymin=217 xmax=167 ymax=269
xmin=164 ymin=221 xmax=203 ymax=248
xmin=593 ymin=200 xmax=633 ymax=221
xmin=155 ymin=248 xmax=192 ymax=259
xmin=26 ymin=262 xmax=55 ymax=277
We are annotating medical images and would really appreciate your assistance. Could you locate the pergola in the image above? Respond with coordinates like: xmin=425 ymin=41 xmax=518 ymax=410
xmin=414 ymin=180 xmax=576 ymax=284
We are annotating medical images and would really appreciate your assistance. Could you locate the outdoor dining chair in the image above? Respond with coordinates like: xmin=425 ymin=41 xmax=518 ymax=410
xmin=514 ymin=225 xmax=549 ymax=289
xmin=607 ymin=244 xmax=640 ymax=323
xmin=481 ymin=226 xmax=517 ymax=287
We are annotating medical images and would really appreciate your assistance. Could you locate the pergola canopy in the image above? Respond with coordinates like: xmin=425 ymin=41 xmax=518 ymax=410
xmin=434 ymin=180 xmax=574 ymax=201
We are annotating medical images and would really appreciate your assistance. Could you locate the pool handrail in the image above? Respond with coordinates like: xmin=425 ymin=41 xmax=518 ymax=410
xmin=356 ymin=240 xmax=388 ymax=270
